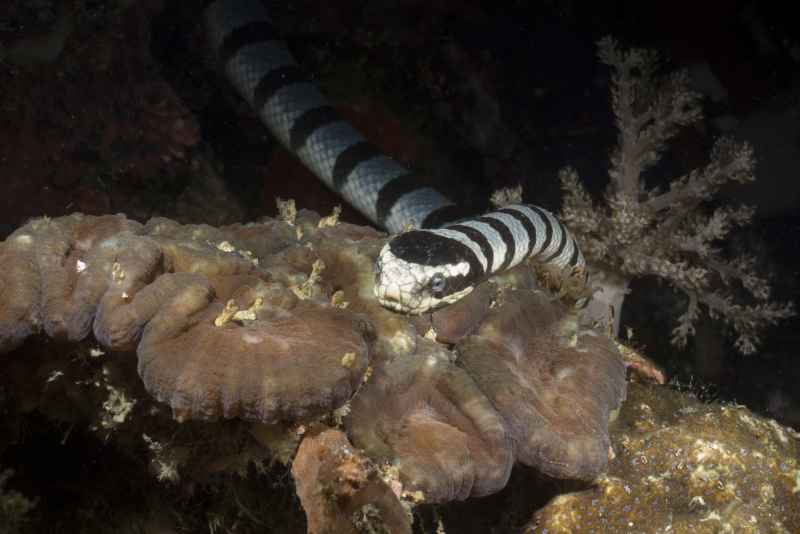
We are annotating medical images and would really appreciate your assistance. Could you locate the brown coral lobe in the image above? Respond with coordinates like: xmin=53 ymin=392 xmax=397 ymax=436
xmin=347 ymin=338 xmax=514 ymax=503
xmin=138 ymin=295 xmax=373 ymax=423
xmin=0 ymin=213 xmax=377 ymax=425
xmin=0 ymin=213 xmax=144 ymax=351
xmin=458 ymin=290 xmax=627 ymax=480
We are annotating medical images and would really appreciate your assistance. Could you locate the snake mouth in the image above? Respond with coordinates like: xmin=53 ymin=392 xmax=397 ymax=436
xmin=376 ymin=294 xmax=434 ymax=315
xmin=376 ymin=295 xmax=414 ymax=313
xmin=374 ymin=244 xmax=436 ymax=314
xmin=375 ymin=283 xmax=475 ymax=315
xmin=374 ymin=278 xmax=426 ymax=314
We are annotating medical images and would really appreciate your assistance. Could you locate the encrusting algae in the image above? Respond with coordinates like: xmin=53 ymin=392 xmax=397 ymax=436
xmin=526 ymin=381 xmax=800 ymax=533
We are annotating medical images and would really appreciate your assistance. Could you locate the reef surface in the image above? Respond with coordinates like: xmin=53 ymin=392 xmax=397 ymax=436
xmin=0 ymin=211 xmax=796 ymax=533
xmin=0 ymin=210 xmax=627 ymax=532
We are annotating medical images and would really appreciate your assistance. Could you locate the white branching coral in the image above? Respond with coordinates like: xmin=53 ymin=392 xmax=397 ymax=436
xmin=142 ymin=434 xmax=181 ymax=483
xmin=561 ymin=36 xmax=793 ymax=354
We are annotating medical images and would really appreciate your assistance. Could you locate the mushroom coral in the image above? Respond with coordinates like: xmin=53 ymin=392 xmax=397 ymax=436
xmin=0 ymin=214 xmax=144 ymax=349
xmin=346 ymin=337 xmax=514 ymax=503
xmin=346 ymin=285 xmax=626 ymax=503
xmin=0 ymin=210 xmax=627 ymax=513
xmin=458 ymin=290 xmax=627 ymax=480
xmin=0 ymin=212 xmax=374 ymax=423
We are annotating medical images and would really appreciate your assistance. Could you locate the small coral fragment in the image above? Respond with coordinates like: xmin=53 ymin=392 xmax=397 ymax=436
xmin=275 ymin=197 xmax=297 ymax=225
xmin=317 ymin=205 xmax=342 ymax=228
xmin=232 ymin=296 xmax=263 ymax=322
xmin=291 ymin=259 xmax=325 ymax=300
xmin=291 ymin=427 xmax=412 ymax=534
xmin=142 ymin=434 xmax=181 ymax=483
xmin=330 ymin=289 xmax=349 ymax=309
xmin=213 ymin=299 xmax=239 ymax=327
xmin=215 ymin=240 xmax=235 ymax=253
xmin=340 ymin=352 xmax=357 ymax=368
xmin=100 ymin=384 xmax=136 ymax=430
xmin=489 ymin=185 xmax=523 ymax=207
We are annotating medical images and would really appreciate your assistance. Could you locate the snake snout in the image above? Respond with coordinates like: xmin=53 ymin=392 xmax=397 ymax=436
xmin=374 ymin=245 xmax=425 ymax=313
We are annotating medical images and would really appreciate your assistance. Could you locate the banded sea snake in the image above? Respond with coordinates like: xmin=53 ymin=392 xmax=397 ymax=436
xmin=203 ymin=0 xmax=587 ymax=314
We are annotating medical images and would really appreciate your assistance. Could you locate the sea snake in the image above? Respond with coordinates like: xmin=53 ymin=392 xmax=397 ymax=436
xmin=203 ymin=0 xmax=587 ymax=314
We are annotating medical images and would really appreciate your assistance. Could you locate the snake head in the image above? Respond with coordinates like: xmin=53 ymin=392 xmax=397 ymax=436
xmin=374 ymin=230 xmax=478 ymax=314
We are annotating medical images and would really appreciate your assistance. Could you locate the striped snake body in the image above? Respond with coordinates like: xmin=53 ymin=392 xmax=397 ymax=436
xmin=203 ymin=0 xmax=586 ymax=314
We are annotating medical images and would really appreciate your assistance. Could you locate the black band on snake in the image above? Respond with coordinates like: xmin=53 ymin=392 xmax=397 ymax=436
xmin=203 ymin=0 xmax=586 ymax=314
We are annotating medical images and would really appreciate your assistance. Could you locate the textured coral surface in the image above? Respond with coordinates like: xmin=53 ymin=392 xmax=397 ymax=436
xmin=347 ymin=336 xmax=515 ymax=503
xmin=291 ymin=426 xmax=412 ymax=534
xmin=1 ymin=212 xmax=378 ymax=425
xmin=0 ymin=211 xmax=627 ymax=529
xmin=526 ymin=381 xmax=800 ymax=533
xmin=458 ymin=290 xmax=626 ymax=480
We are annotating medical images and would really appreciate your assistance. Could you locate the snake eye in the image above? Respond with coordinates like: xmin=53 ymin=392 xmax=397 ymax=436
xmin=430 ymin=272 xmax=447 ymax=297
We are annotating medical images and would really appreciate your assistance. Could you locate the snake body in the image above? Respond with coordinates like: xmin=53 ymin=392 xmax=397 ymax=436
xmin=203 ymin=0 xmax=586 ymax=314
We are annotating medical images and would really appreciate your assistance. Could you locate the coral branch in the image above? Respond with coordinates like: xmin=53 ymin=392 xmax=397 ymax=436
xmin=561 ymin=37 xmax=794 ymax=353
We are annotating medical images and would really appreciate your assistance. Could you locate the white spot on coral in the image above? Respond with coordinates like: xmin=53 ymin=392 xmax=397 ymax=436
xmin=555 ymin=367 xmax=575 ymax=381
xmin=14 ymin=234 xmax=33 ymax=245
xmin=242 ymin=332 xmax=264 ymax=345
xmin=216 ymin=240 xmax=235 ymax=253
xmin=341 ymin=352 xmax=357 ymax=368
xmin=767 ymin=419 xmax=789 ymax=444
xmin=76 ymin=259 xmax=87 ymax=273
xmin=388 ymin=330 xmax=415 ymax=354
xmin=698 ymin=511 xmax=722 ymax=523
xmin=689 ymin=495 xmax=706 ymax=509
xmin=111 ymin=261 xmax=125 ymax=282
xmin=424 ymin=327 xmax=437 ymax=341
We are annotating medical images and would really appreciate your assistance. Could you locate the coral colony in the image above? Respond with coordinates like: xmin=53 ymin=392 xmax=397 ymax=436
xmin=1 ymin=201 xmax=796 ymax=533
xmin=0 ymin=35 xmax=796 ymax=534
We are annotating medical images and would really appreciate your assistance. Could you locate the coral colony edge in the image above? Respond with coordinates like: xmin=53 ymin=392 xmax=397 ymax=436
xmin=0 ymin=1 xmax=797 ymax=533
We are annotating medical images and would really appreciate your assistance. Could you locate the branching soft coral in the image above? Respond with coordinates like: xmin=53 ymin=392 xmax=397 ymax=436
xmin=561 ymin=36 xmax=793 ymax=354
